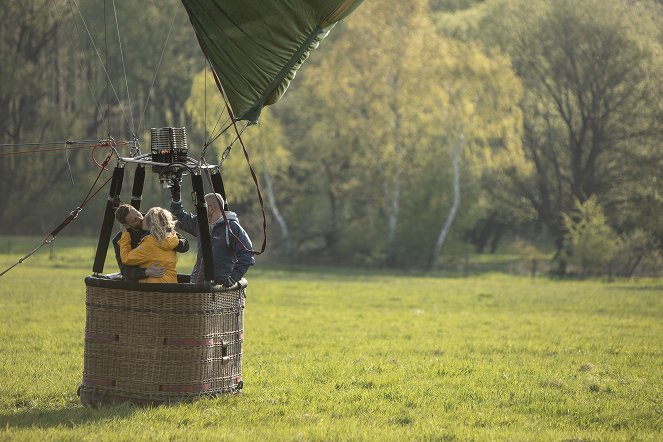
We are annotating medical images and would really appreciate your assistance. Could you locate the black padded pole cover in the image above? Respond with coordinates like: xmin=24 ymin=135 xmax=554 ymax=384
xmin=92 ymin=166 xmax=125 ymax=274
xmin=191 ymin=174 xmax=215 ymax=282
xmin=130 ymin=165 xmax=145 ymax=210
xmin=211 ymin=170 xmax=228 ymax=210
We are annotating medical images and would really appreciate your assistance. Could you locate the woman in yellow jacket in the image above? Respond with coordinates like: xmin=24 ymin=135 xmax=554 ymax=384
xmin=119 ymin=207 xmax=179 ymax=283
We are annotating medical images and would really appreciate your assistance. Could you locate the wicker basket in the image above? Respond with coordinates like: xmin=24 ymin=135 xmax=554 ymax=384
xmin=79 ymin=275 xmax=246 ymax=407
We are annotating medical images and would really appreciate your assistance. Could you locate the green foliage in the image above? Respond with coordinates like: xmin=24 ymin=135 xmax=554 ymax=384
xmin=187 ymin=71 xmax=291 ymax=204
xmin=613 ymin=229 xmax=663 ymax=277
xmin=270 ymin=0 xmax=524 ymax=267
xmin=562 ymin=197 xmax=619 ymax=276
xmin=0 ymin=1 xmax=200 ymax=236
xmin=1 ymin=238 xmax=662 ymax=439
xmin=2 ymin=0 xmax=662 ymax=273
xmin=513 ymin=238 xmax=549 ymax=275
xmin=475 ymin=0 xmax=663 ymax=258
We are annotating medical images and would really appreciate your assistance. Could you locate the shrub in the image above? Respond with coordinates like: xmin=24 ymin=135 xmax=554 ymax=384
xmin=562 ymin=197 xmax=619 ymax=276
xmin=612 ymin=229 xmax=662 ymax=277
xmin=513 ymin=239 xmax=548 ymax=277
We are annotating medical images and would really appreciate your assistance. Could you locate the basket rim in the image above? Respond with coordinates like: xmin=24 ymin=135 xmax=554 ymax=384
xmin=85 ymin=275 xmax=247 ymax=294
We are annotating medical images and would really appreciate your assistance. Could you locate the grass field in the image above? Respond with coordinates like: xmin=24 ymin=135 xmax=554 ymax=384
xmin=0 ymin=236 xmax=662 ymax=441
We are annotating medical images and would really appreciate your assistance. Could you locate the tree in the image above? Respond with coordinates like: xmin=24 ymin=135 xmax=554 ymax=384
xmin=273 ymin=0 xmax=523 ymax=267
xmin=0 ymin=1 xmax=206 ymax=235
xmin=0 ymin=1 xmax=87 ymax=234
xmin=186 ymin=69 xmax=292 ymax=255
xmin=425 ymin=41 xmax=524 ymax=269
xmin=478 ymin=0 xmax=663 ymax=265
xmin=562 ymin=197 xmax=618 ymax=276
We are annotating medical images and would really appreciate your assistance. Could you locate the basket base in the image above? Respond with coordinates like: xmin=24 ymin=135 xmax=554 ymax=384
xmin=78 ymin=383 xmax=242 ymax=408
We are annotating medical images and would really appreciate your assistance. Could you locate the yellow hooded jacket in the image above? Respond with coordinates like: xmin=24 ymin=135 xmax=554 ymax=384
xmin=118 ymin=231 xmax=179 ymax=283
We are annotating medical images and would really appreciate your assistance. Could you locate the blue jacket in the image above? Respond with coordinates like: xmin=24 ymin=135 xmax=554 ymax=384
xmin=170 ymin=200 xmax=255 ymax=284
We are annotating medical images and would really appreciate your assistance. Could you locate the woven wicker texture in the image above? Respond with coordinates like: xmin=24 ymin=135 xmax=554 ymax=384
xmin=79 ymin=279 xmax=245 ymax=407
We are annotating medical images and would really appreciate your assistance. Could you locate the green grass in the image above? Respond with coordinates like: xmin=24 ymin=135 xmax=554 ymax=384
xmin=0 ymin=236 xmax=662 ymax=440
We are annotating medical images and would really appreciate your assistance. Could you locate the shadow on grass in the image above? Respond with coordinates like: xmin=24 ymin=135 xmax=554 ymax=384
xmin=0 ymin=404 xmax=135 ymax=429
xmin=608 ymin=285 xmax=663 ymax=292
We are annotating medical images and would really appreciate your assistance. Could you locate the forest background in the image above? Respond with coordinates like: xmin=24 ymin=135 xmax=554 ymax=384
xmin=1 ymin=0 xmax=662 ymax=277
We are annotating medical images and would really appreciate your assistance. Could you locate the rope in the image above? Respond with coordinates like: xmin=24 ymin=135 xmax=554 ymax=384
xmin=203 ymin=119 xmax=248 ymax=161
xmin=104 ymin=0 xmax=110 ymax=135
xmin=92 ymin=145 xmax=109 ymax=170
xmin=206 ymin=114 xmax=232 ymax=148
xmin=0 ymin=242 xmax=51 ymax=279
xmin=0 ymin=141 xmax=129 ymax=157
xmin=64 ymin=141 xmax=75 ymax=186
xmin=205 ymin=58 xmax=207 ymax=150
xmin=201 ymin=160 xmax=254 ymax=254
xmin=0 ymin=140 xmax=100 ymax=149
xmin=0 ymin=151 xmax=114 ymax=278
xmin=235 ymin=132 xmax=268 ymax=255
xmin=0 ymin=144 xmax=96 ymax=157
xmin=207 ymin=65 xmax=267 ymax=255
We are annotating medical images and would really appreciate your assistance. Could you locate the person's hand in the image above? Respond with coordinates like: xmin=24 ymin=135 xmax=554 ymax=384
xmin=221 ymin=276 xmax=239 ymax=290
xmin=119 ymin=224 xmax=128 ymax=233
xmin=145 ymin=263 xmax=165 ymax=278
xmin=170 ymin=179 xmax=181 ymax=201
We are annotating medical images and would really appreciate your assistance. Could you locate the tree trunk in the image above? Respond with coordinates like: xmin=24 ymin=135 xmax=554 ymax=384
xmin=385 ymin=176 xmax=401 ymax=267
xmin=385 ymin=74 xmax=403 ymax=268
xmin=429 ymin=135 xmax=464 ymax=270
xmin=262 ymin=169 xmax=292 ymax=259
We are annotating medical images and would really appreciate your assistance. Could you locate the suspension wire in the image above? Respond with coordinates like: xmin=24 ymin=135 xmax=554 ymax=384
xmin=69 ymin=0 xmax=132 ymax=131
xmin=200 ymin=157 xmax=255 ymax=255
xmin=39 ymin=0 xmax=109 ymax=183
xmin=207 ymin=64 xmax=267 ymax=255
xmin=137 ymin=10 xmax=179 ymax=136
xmin=0 ymin=141 xmax=130 ymax=157
xmin=111 ymin=0 xmax=135 ymax=136
xmin=0 ymin=150 xmax=115 ymax=279
xmin=204 ymin=57 xmax=208 ymax=149
xmin=234 ymin=131 xmax=267 ymax=255
xmin=64 ymin=141 xmax=75 ymax=186
xmin=0 ymin=140 xmax=102 ymax=148
xmin=0 ymin=145 xmax=92 ymax=157
xmin=201 ymin=59 xmax=232 ymax=151
xmin=57 ymin=0 xmax=105 ymax=127
xmin=92 ymin=144 xmax=110 ymax=170
xmin=104 ymin=0 xmax=110 ymax=135
xmin=201 ymin=118 xmax=236 ymax=160
xmin=207 ymin=113 xmax=232 ymax=147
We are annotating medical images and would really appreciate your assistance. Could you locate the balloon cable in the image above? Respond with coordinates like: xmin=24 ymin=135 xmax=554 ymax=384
xmin=0 ymin=150 xmax=114 ymax=279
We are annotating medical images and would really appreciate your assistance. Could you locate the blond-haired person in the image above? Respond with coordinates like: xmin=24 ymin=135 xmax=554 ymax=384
xmin=118 ymin=207 xmax=179 ymax=283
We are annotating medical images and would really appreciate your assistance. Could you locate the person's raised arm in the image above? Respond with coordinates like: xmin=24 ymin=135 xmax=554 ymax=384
xmin=175 ymin=232 xmax=190 ymax=253
xmin=169 ymin=180 xmax=199 ymax=236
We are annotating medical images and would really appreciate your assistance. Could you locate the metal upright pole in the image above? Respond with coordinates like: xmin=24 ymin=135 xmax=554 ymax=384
xmin=191 ymin=173 xmax=215 ymax=282
xmin=92 ymin=164 xmax=125 ymax=274
xmin=130 ymin=165 xmax=146 ymax=211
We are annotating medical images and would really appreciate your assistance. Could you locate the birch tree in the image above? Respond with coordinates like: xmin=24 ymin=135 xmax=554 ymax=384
xmin=186 ymin=69 xmax=292 ymax=250
xmin=422 ymin=39 xmax=524 ymax=269
xmin=290 ymin=0 xmax=449 ymax=266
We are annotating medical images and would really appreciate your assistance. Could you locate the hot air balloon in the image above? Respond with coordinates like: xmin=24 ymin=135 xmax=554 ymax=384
xmin=76 ymin=0 xmax=363 ymax=407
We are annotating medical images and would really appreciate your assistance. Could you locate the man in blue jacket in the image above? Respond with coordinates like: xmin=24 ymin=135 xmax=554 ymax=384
xmin=169 ymin=182 xmax=255 ymax=287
